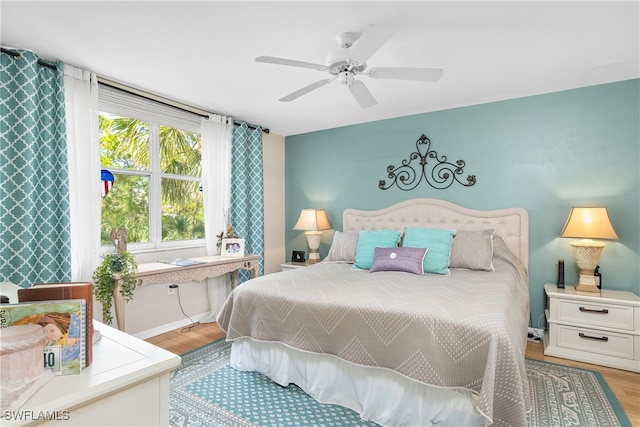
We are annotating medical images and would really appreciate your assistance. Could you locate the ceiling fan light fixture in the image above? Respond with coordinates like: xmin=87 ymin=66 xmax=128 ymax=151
xmin=326 ymin=49 xmax=366 ymax=75
xmin=338 ymin=71 xmax=354 ymax=85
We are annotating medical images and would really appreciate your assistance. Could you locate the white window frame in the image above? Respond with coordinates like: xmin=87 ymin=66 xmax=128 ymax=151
xmin=98 ymin=84 xmax=205 ymax=253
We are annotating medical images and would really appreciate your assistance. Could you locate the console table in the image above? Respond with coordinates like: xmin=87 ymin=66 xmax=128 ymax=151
xmin=114 ymin=254 xmax=260 ymax=331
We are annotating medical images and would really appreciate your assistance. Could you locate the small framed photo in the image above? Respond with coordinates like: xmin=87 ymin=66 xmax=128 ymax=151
xmin=221 ymin=238 xmax=245 ymax=257
xmin=291 ymin=250 xmax=305 ymax=263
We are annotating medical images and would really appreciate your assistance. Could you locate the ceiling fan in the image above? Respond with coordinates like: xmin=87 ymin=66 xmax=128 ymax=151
xmin=256 ymin=24 xmax=443 ymax=109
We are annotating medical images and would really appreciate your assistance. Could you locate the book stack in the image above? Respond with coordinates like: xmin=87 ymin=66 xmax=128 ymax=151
xmin=17 ymin=282 xmax=94 ymax=369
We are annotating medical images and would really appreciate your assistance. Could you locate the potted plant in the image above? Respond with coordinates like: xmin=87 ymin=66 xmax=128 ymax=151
xmin=93 ymin=251 xmax=137 ymax=325
xmin=93 ymin=226 xmax=137 ymax=325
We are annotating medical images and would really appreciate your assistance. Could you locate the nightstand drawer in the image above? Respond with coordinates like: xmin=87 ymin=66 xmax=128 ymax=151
xmin=554 ymin=299 xmax=635 ymax=331
xmin=551 ymin=324 xmax=635 ymax=360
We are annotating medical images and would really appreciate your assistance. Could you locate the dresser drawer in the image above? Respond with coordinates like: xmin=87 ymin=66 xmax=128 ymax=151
xmin=551 ymin=324 xmax=635 ymax=360
xmin=554 ymin=299 xmax=635 ymax=331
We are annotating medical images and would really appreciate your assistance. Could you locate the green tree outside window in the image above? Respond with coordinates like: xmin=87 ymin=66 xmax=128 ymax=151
xmin=100 ymin=114 xmax=204 ymax=246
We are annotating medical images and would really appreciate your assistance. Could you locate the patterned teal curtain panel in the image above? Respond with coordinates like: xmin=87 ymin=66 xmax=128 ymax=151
xmin=0 ymin=49 xmax=71 ymax=288
xmin=230 ymin=122 xmax=264 ymax=282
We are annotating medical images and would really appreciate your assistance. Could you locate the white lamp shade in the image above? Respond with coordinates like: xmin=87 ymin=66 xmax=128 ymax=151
xmin=560 ymin=207 xmax=618 ymax=240
xmin=294 ymin=209 xmax=331 ymax=264
xmin=560 ymin=206 xmax=617 ymax=293
xmin=293 ymin=209 xmax=332 ymax=231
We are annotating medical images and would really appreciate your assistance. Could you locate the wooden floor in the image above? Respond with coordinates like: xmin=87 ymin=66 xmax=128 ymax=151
xmin=147 ymin=321 xmax=640 ymax=426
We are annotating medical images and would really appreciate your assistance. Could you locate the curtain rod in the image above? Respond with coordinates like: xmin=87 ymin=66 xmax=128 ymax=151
xmin=98 ymin=77 xmax=269 ymax=134
xmin=1 ymin=47 xmax=57 ymax=71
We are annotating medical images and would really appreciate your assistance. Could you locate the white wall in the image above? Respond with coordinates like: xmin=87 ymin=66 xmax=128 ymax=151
xmin=262 ymin=131 xmax=286 ymax=274
xmin=109 ymin=131 xmax=286 ymax=338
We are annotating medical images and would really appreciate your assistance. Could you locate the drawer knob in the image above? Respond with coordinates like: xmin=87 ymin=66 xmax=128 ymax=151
xmin=578 ymin=306 xmax=609 ymax=314
xmin=578 ymin=332 xmax=609 ymax=342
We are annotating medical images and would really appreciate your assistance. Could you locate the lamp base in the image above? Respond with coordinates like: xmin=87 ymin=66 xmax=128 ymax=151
xmin=307 ymin=249 xmax=320 ymax=264
xmin=570 ymin=240 xmax=604 ymax=294
xmin=575 ymin=284 xmax=600 ymax=293
xmin=305 ymin=231 xmax=323 ymax=264
xmin=575 ymin=274 xmax=600 ymax=293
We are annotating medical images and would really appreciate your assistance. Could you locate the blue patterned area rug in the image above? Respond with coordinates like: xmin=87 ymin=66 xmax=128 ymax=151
xmin=169 ymin=339 xmax=631 ymax=427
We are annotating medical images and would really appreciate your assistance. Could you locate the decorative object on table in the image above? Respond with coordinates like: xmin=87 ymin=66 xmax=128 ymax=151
xmin=557 ymin=259 xmax=565 ymax=289
xmin=293 ymin=209 xmax=332 ymax=264
xmin=594 ymin=265 xmax=602 ymax=289
xmin=221 ymin=238 xmax=245 ymax=257
xmin=18 ymin=282 xmax=94 ymax=367
xmin=158 ymin=258 xmax=206 ymax=267
xmin=291 ymin=250 xmax=306 ymax=263
xmin=560 ymin=207 xmax=618 ymax=293
xmin=0 ymin=300 xmax=86 ymax=375
xmin=0 ymin=324 xmax=54 ymax=411
xmin=93 ymin=227 xmax=138 ymax=325
xmin=216 ymin=209 xmax=238 ymax=252
xmin=378 ymin=133 xmax=476 ymax=191
xmin=109 ymin=226 xmax=129 ymax=253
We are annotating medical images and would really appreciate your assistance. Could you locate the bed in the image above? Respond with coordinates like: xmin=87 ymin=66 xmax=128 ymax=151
xmin=217 ymin=198 xmax=530 ymax=426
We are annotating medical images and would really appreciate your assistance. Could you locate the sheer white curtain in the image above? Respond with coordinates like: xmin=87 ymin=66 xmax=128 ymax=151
xmin=64 ymin=64 xmax=101 ymax=282
xmin=200 ymin=114 xmax=233 ymax=320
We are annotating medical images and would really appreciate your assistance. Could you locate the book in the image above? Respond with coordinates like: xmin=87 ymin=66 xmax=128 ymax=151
xmin=158 ymin=258 xmax=206 ymax=267
xmin=0 ymin=300 xmax=86 ymax=375
xmin=18 ymin=282 xmax=94 ymax=368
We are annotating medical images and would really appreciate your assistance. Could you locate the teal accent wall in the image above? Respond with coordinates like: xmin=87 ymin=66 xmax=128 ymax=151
xmin=285 ymin=79 xmax=639 ymax=328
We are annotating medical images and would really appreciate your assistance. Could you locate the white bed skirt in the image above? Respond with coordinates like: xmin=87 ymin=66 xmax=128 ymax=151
xmin=229 ymin=338 xmax=490 ymax=427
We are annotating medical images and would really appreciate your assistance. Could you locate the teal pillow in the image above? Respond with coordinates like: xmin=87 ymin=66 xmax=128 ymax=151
xmin=402 ymin=227 xmax=456 ymax=275
xmin=352 ymin=229 xmax=402 ymax=270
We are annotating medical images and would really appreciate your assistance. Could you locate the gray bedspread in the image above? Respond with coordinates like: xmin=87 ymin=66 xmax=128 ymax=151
xmin=217 ymin=242 xmax=531 ymax=426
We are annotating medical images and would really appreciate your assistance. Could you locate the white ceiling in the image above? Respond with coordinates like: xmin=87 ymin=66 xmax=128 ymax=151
xmin=1 ymin=1 xmax=638 ymax=136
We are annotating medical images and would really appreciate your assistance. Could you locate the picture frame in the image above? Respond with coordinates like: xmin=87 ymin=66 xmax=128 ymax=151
xmin=291 ymin=250 xmax=305 ymax=263
xmin=221 ymin=238 xmax=245 ymax=257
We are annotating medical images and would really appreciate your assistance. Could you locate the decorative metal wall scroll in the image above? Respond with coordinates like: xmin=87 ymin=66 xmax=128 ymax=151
xmin=378 ymin=134 xmax=476 ymax=191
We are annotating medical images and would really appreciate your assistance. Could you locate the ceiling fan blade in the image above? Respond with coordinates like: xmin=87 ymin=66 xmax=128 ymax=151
xmin=347 ymin=24 xmax=394 ymax=65
xmin=256 ymin=56 xmax=328 ymax=71
xmin=347 ymin=80 xmax=377 ymax=108
xmin=368 ymin=67 xmax=444 ymax=82
xmin=279 ymin=79 xmax=332 ymax=102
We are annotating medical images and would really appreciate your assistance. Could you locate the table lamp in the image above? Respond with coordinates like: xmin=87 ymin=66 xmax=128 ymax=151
xmin=294 ymin=209 xmax=332 ymax=264
xmin=560 ymin=207 xmax=618 ymax=293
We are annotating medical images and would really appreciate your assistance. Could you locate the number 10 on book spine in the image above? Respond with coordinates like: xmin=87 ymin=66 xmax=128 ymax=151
xmin=44 ymin=346 xmax=61 ymax=373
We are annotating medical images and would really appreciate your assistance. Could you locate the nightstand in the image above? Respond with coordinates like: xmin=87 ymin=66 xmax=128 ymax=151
xmin=281 ymin=262 xmax=311 ymax=271
xmin=543 ymin=284 xmax=640 ymax=372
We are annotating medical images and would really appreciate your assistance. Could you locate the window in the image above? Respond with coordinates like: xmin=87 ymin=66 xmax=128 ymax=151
xmin=98 ymin=84 xmax=205 ymax=251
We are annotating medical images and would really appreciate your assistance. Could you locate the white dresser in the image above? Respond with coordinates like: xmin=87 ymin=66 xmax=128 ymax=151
xmin=2 ymin=321 xmax=181 ymax=426
xmin=543 ymin=284 xmax=640 ymax=372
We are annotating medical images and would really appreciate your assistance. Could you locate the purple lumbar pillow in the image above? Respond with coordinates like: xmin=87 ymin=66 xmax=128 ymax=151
xmin=369 ymin=246 xmax=427 ymax=276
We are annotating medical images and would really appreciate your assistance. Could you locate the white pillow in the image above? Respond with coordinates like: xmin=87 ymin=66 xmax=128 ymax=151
xmin=323 ymin=231 xmax=359 ymax=264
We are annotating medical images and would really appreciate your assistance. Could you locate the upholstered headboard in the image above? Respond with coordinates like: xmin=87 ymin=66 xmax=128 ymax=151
xmin=343 ymin=198 xmax=529 ymax=269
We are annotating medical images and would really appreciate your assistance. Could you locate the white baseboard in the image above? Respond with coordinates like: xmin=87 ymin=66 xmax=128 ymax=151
xmin=132 ymin=312 xmax=213 ymax=340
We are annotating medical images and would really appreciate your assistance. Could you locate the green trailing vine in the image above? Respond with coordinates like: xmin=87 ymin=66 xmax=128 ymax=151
xmin=93 ymin=251 xmax=138 ymax=325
